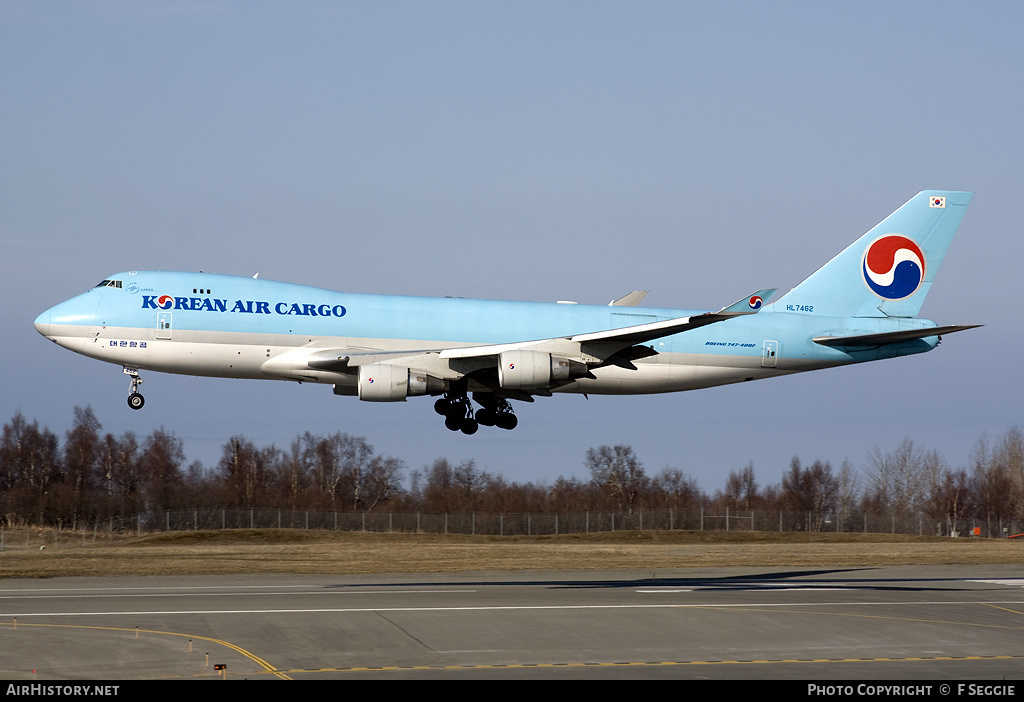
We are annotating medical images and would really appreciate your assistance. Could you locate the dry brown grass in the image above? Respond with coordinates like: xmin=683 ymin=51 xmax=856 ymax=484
xmin=1 ymin=528 xmax=1020 ymax=578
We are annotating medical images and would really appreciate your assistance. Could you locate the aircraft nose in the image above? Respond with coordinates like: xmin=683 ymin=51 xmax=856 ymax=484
xmin=34 ymin=308 xmax=51 ymax=338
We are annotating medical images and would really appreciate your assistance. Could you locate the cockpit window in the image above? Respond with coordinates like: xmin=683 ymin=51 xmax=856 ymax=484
xmin=94 ymin=280 xmax=123 ymax=289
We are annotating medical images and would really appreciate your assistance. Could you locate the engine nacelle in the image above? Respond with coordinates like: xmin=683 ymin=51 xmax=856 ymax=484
xmin=498 ymin=350 xmax=587 ymax=389
xmin=357 ymin=364 xmax=444 ymax=402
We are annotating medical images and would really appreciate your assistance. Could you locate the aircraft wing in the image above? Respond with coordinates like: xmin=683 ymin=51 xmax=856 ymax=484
xmin=435 ymin=289 xmax=775 ymax=360
xmin=298 ymin=289 xmax=776 ymax=377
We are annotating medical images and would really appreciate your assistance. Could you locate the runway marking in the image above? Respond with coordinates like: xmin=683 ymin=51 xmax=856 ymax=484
xmin=696 ymin=603 xmax=1024 ymax=633
xmin=266 ymin=654 xmax=1024 ymax=676
xmin=0 ymin=589 xmax=476 ymax=601
xmin=7 ymin=597 xmax=1022 ymax=678
xmin=4 ymin=599 xmax=1024 ymax=619
xmin=982 ymin=602 xmax=1024 ymax=617
xmin=969 ymin=579 xmax=1024 ymax=587
xmin=0 ymin=620 xmax=291 ymax=680
xmin=636 ymin=587 xmax=853 ymax=593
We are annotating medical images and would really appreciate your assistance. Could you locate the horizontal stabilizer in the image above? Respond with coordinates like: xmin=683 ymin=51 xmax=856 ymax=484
xmin=813 ymin=324 xmax=981 ymax=347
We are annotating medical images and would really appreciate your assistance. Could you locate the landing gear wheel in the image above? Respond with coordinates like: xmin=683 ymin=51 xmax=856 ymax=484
xmin=440 ymin=394 xmax=480 ymax=434
xmin=123 ymin=367 xmax=145 ymax=410
xmin=493 ymin=398 xmax=518 ymax=430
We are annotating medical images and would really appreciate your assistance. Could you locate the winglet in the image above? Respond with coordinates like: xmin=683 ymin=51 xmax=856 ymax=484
xmin=717 ymin=289 xmax=777 ymax=316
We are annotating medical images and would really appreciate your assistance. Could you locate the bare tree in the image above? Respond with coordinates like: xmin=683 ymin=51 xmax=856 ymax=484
xmin=217 ymin=436 xmax=276 ymax=510
xmin=358 ymin=455 xmax=405 ymax=513
xmin=0 ymin=412 xmax=61 ymax=523
xmin=142 ymin=428 xmax=188 ymax=512
xmin=62 ymin=406 xmax=103 ymax=528
xmin=834 ymin=459 xmax=860 ymax=530
xmin=782 ymin=457 xmax=839 ymax=531
xmin=723 ymin=462 xmax=759 ymax=511
xmin=101 ymin=430 xmax=141 ymax=517
xmin=421 ymin=458 xmax=488 ymax=512
xmin=972 ymin=429 xmax=1023 ymax=535
xmin=585 ymin=444 xmax=648 ymax=514
xmin=865 ymin=439 xmax=934 ymax=515
xmin=651 ymin=467 xmax=703 ymax=509
xmin=924 ymin=467 xmax=972 ymax=536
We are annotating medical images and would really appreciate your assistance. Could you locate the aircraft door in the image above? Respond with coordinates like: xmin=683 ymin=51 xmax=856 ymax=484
xmin=761 ymin=340 xmax=779 ymax=368
xmin=157 ymin=312 xmax=172 ymax=339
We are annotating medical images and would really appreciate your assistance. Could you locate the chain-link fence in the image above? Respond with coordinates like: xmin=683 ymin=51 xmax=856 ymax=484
xmin=7 ymin=506 xmax=1012 ymax=542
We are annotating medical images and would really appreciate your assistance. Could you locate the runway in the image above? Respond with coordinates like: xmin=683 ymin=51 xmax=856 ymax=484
xmin=1 ymin=565 xmax=1022 ymax=680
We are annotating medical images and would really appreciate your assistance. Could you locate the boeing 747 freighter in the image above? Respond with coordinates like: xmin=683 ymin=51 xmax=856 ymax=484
xmin=34 ymin=191 xmax=978 ymax=434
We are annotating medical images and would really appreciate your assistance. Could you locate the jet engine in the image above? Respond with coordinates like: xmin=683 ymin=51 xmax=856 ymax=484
xmin=358 ymin=364 xmax=444 ymax=401
xmin=498 ymin=350 xmax=588 ymax=390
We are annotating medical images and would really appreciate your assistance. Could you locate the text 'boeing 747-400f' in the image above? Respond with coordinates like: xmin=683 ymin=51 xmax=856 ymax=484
xmin=35 ymin=191 xmax=979 ymax=434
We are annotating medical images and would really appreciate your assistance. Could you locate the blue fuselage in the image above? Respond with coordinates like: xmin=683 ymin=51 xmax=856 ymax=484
xmin=35 ymin=271 xmax=938 ymax=397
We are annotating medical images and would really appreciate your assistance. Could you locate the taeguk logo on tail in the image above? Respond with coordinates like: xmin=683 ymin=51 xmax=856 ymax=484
xmin=862 ymin=234 xmax=926 ymax=300
xmin=748 ymin=295 xmax=763 ymax=310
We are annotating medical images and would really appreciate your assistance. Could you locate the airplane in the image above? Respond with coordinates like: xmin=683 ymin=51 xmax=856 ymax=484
xmin=34 ymin=190 xmax=978 ymax=435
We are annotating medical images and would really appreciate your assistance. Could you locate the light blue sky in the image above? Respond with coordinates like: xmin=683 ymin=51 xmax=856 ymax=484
xmin=3 ymin=1 xmax=1021 ymax=491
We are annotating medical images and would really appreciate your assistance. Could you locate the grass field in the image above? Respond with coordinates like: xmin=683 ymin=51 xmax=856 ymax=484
xmin=0 ymin=529 xmax=1020 ymax=578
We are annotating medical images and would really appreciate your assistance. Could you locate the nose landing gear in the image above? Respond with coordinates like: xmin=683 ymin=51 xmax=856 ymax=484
xmin=124 ymin=366 xmax=145 ymax=410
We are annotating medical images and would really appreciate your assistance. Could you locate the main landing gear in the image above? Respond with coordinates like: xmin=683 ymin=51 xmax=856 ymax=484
xmin=433 ymin=395 xmax=518 ymax=434
xmin=124 ymin=367 xmax=145 ymax=410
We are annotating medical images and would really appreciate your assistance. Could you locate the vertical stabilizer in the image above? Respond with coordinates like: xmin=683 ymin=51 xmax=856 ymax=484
xmin=774 ymin=190 xmax=972 ymax=318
